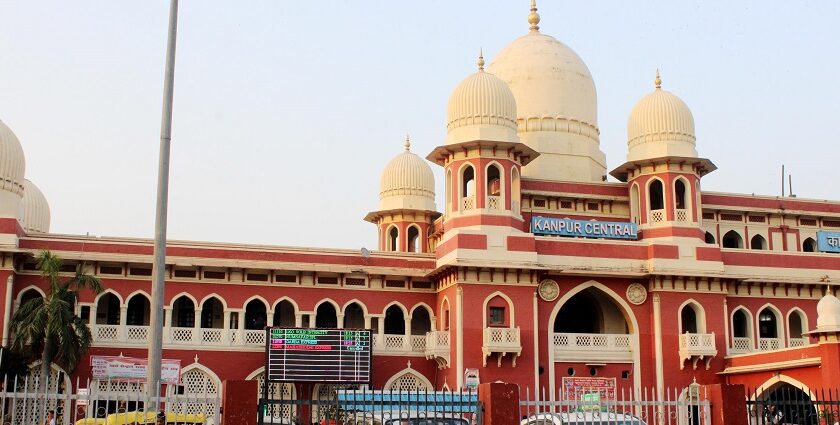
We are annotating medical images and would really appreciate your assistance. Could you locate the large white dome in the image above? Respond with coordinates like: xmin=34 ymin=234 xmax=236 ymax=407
xmin=0 ymin=119 xmax=26 ymax=196
xmin=378 ymin=138 xmax=436 ymax=212
xmin=626 ymin=72 xmax=697 ymax=161
xmin=20 ymin=179 xmax=51 ymax=234
xmin=487 ymin=2 xmax=606 ymax=182
xmin=815 ymin=293 xmax=840 ymax=333
xmin=445 ymin=54 xmax=518 ymax=146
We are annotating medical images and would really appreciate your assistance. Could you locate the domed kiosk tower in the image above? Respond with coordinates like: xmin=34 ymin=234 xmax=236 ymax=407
xmin=488 ymin=1 xmax=606 ymax=182
xmin=0 ymin=119 xmax=26 ymax=244
xmin=20 ymin=179 xmax=51 ymax=234
xmin=426 ymin=53 xmax=538 ymax=261
xmin=610 ymin=72 xmax=716 ymax=240
xmin=365 ymin=137 xmax=439 ymax=253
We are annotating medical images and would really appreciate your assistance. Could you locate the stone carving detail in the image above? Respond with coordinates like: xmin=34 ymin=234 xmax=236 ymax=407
xmin=538 ymin=279 xmax=560 ymax=302
xmin=626 ymin=283 xmax=647 ymax=305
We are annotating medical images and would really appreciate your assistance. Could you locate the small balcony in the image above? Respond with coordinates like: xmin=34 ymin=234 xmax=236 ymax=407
xmin=678 ymin=332 xmax=717 ymax=370
xmin=424 ymin=330 xmax=450 ymax=368
xmin=482 ymin=327 xmax=521 ymax=367
xmin=553 ymin=332 xmax=633 ymax=363
xmin=370 ymin=334 xmax=427 ymax=356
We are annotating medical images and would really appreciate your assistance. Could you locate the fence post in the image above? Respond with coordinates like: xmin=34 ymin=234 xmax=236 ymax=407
xmin=478 ymin=382 xmax=519 ymax=425
xmin=222 ymin=380 xmax=258 ymax=425
xmin=702 ymin=384 xmax=747 ymax=425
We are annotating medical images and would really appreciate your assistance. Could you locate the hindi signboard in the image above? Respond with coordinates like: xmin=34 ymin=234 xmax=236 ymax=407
xmin=817 ymin=231 xmax=840 ymax=253
xmin=266 ymin=328 xmax=372 ymax=383
xmin=90 ymin=356 xmax=181 ymax=384
xmin=562 ymin=377 xmax=617 ymax=409
xmin=532 ymin=216 xmax=638 ymax=240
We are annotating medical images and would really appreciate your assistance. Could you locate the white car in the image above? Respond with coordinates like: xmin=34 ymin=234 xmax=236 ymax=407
xmin=521 ymin=412 xmax=647 ymax=425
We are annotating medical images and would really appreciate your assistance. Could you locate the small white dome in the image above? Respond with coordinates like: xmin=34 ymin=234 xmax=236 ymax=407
xmin=0 ymin=120 xmax=26 ymax=196
xmin=445 ymin=54 xmax=518 ymax=146
xmin=815 ymin=293 xmax=840 ymax=333
xmin=20 ymin=179 xmax=50 ymax=234
xmin=627 ymin=73 xmax=697 ymax=161
xmin=379 ymin=139 xmax=436 ymax=212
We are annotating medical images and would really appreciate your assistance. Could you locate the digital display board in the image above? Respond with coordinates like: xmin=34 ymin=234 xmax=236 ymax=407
xmin=265 ymin=328 xmax=372 ymax=383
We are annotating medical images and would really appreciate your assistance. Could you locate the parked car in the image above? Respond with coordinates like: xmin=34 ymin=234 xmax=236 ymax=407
xmin=346 ymin=411 xmax=471 ymax=425
xmin=520 ymin=412 xmax=647 ymax=425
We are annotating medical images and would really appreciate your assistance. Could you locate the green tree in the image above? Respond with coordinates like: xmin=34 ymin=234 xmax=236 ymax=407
xmin=10 ymin=250 xmax=103 ymax=388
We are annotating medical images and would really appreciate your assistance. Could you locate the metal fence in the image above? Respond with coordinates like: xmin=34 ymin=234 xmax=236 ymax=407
xmin=520 ymin=386 xmax=710 ymax=425
xmin=0 ymin=375 xmax=221 ymax=425
xmin=746 ymin=386 xmax=840 ymax=425
xmin=258 ymin=388 xmax=481 ymax=425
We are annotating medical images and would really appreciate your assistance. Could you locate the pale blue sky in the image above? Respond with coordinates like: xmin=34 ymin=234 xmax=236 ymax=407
xmin=1 ymin=1 xmax=838 ymax=249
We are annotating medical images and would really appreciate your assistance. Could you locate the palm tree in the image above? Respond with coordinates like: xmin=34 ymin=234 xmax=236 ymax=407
xmin=10 ymin=250 xmax=103 ymax=389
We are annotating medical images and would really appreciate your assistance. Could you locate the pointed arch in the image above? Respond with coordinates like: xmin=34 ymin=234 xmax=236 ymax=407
xmin=342 ymin=299 xmax=369 ymax=316
xmin=383 ymin=367 xmax=434 ymax=392
xmin=730 ymin=306 xmax=754 ymax=341
xmin=125 ymin=289 xmax=152 ymax=302
xmin=440 ymin=296 xmax=451 ymax=331
xmin=199 ymin=293 xmax=228 ymax=311
xmin=246 ymin=366 xmax=297 ymax=419
xmin=409 ymin=303 xmax=434 ymax=336
xmin=272 ymin=297 xmax=300 ymax=312
xmin=16 ymin=285 xmax=45 ymax=305
xmin=314 ymin=299 xmax=339 ymax=328
xmin=481 ymin=291 xmax=516 ymax=328
xmin=242 ymin=295 xmax=270 ymax=310
xmin=756 ymin=303 xmax=783 ymax=342
xmin=342 ymin=300 xmax=367 ymax=329
xmin=704 ymin=231 xmax=716 ymax=244
xmin=459 ymin=162 xmax=476 ymax=210
xmin=445 ymin=169 xmax=453 ymax=214
xmin=406 ymin=224 xmax=422 ymax=253
xmin=673 ymin=176 xmax=692 ymax=221
xmin=786 ymin=307 xmax=809 ymax=347
xmin=751 ymin=374 xmax=815 ymax=402
xmin=802 ymin=237 xmax=817 ymax=252
xmin=410 ymin=302 xmax=434 ymax=318
xmin=511 ymin=166 xmax=521 ymax=215
xmin=170 ymin=293 xmax=198 ymax=328
xmin=629 ymin=182 xmax=641 ymax=224
xmin=199 ymin=295 xmax=225 ymax=329
xmin=95 ymin=291 xmax=122 ymax=325
xmin=386 ymin=224 xmax=399 ymax=252
xmin=722 ymin=230 xmax=744 ymax=249
xmin=646 ymin=177 xmax=666 ymax=213
xmin=172 ymin=363 xmax=222 ymax=419
xmin=547 ymin=280 xmax=642 ymax=397
xmin=677 ymin=299 xmax=707 ymax=334
xmin=168 ymin=292 xmax=199 ymax=308
xmin=382 ymin=301 xmax=409 ymax=316
xmin=751 ymin=234 xmax=768 ymax=250
xmin=126 ymin=291 xmax=151 ymax=326
xmin=485 ymin=161 xmax=505 ymax=210
xmin=383 ymin=302 xmax=407 ymax=335
xmin=94 ymin=289 xmax=124 ymax=305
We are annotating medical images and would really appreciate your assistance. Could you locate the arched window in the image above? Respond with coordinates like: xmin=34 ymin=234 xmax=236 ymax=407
xmin=705 ymin=232 xmax=716 ymax=244
xmin=200 ymin=297 xmax=224 ymax=329
xmin=461 ymin=165 xmax=475 ymax=210
xmin=387 ymin=226 xmax=399 ymax=252
xmin=788 ymin=310 xmax=807 ymax=347
xmin=803 ymin=238 xmax=816 ymax=252
xmin=758 ymin=308 xmax=778 ymax=339
xmin=680 ymin=304 xmax=699 ymax=334
xmin=19 ymin=288 xmax=43 ymax=307
xmin=95 ymin=293 xmax=120 ymax=325
xmin=751 ymin=234 xmax=768 ymax=250
xmin=410 ymin=307 xmax=432 ymax=335
xmin=630 ymin=184 xmax=641 ymax=224
xmin=315 ymin=303 xmax=337 ymax=328
xmin=407 ymin=226 xmax=420 ymax=253
xmin=722 ymin=230 xmax=743 ymax=249
xmin=126 ymin=294 xmax=150 ymax=326
xmin=485 ymin=295 xmax=510 ymax=327
xmin=383 ymin=305 xmax=406 ymax=335
xmin=441 ymin=299 xmax=450 ymax=331
xmin=732 ymin=309 xmax=750 ymax=338
xmin=649 ymin=179 xmax=665 ymax=211
xmin=486 ymin=164 xmax=501 ymax=209
xmin=273 ymin=300 xmax=296 ymax=327
xmin=245 ymin=299 xmax=267 ymax=330
xmin=172 ymin=296 xmax=195 ymax=328
xmin=343 ymin=303 xmax=365 ymax=329
xmin=511 ymin=167 xmax=521 ymax=215
xmin=674 ymin=179 xmax=687 ymax=210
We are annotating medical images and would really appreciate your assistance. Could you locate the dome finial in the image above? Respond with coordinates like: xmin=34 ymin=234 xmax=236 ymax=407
xmin=528 ymin=0 xmax=541 ymax=32
xmin=477 ymin=48 xmax=485 ymax=71
xmin=404 ymin=134 xmax=411 ymax=151
xmin=655 ymin=69 xmax=662 ymax=89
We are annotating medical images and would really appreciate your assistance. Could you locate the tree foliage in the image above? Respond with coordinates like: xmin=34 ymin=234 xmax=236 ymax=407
xmin=10 ymin=250 xmax=103 ymax=380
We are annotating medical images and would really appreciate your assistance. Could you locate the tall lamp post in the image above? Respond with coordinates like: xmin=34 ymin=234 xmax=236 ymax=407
xmin=148 ymin=0 xmax=179 ymax=409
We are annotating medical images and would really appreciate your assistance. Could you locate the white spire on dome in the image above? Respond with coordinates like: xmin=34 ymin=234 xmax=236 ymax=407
xmin=655 ymin=69 xmax=662 ymax=89
xmin=528 ymin=0 xmax=540 ymax=32
xmin=477 ymin=48 xmax=485 ymax=71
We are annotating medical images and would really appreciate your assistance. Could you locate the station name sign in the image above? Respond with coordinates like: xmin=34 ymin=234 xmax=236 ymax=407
xmin=817 ymin=231 xmax=840 ymax=253
xmin=531 ymin=216 xmax=638 ymax=240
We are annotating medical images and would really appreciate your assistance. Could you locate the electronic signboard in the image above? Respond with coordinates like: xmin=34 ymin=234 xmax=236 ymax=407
xmin=265 ymin=328 xmax=372 ymax=383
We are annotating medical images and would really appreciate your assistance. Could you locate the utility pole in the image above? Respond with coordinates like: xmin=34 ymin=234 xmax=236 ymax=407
xmin=148 ymin=0 xmax=179 ymax=409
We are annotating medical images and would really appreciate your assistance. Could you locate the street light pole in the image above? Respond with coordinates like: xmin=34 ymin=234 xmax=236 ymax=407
xmin=148 ymin=0 xmax=179 ymax=409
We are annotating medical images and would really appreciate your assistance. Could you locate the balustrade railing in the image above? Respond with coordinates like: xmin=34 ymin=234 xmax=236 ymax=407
xmin=758 ymin=337 xmax=782 ymax=351
xmin=650 ymin=209 xmax=666 ymax=223
xmin=678 ymin=332 xmax=716 ymax=352
xmin=461 ymin=195 xmax=475 ymax=211
xmin=487 ymin=196 xmax=501 ymax=210
xmin=483 ymin=327 xmax=521 ymax=348
xmin=788 ymin=337 xmax=808 ymax=348
xmin=552 ymin=332 xmax=632 ymax=362
xmin=675 ymin=209 xmax=688 ymax=222
xmin=730 ymin=337 xmax=754 ymax=354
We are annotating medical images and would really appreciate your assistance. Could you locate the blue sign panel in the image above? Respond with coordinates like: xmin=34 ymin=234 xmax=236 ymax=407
xmin=531 ymin=216 xmax=638 ymax=240
xmin=817 ymin=231 xmax=840 ymax=253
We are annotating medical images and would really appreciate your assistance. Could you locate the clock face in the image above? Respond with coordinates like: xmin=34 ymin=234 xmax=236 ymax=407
xmin=538 ymin=279 xmax=560 ymax=302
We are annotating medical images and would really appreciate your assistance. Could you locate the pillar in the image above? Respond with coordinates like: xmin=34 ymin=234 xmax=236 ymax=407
xmin=404 ymin=317 xmax=412 ymax=350
xmin=478 ymin=382 xmax=519 ymax=425
xmin=222 ymin=380 xmax=258 ymax=425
